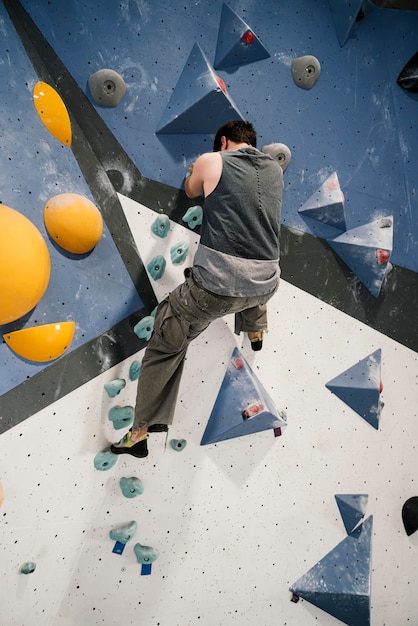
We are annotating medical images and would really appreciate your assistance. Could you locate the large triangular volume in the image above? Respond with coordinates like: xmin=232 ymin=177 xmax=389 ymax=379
xmin=200 ymin=347 xmax=287 ymax=446
xmin=156 ymin=43 xmax=244 ymax=134
xmin=327 ymin=216 xmax=393 ymax=297
xmin=325 ymin=349 xmax=382 ymax=430
xmin=335 ymin=494 xmax=368 ymax=534
xmin=328 ymin=0 xmax=375 ymax=47
xmin=298 ymin=172 xmax=346 ymax=231
xmin=213 ymin=4 xmax=270 ymax=70
xmin=290 ymin=516 xmax=373 ymax=626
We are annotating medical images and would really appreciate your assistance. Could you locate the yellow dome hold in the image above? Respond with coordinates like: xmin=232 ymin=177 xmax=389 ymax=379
xmin=44 ymin=193 xmax=103 ymax=254
xmin=3 ymin=321 xmax=76 ymax=362
xmin=0 ymin=205 xmax=51 ymax=325
xmin=33 ymin=81 xmax=72 ymax=146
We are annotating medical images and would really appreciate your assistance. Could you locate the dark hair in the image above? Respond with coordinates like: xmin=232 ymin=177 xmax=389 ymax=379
xmin=213 ymin=120 xmax=257 ymax=151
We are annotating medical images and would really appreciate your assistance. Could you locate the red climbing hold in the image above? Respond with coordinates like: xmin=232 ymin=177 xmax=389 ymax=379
xmin=377 ymin=249 xmax=390 ymax=265
xmin=241 ymin=30 xmax=255 ymax=44
xmin=216 ymin=76 xmax=227 ymax=94
xmin=242 ymin=401 xmax=263 ymax=419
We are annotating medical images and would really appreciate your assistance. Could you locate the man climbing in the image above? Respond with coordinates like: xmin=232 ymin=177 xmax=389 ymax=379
xmin=111 ymin=120 xmax=283 ymax=458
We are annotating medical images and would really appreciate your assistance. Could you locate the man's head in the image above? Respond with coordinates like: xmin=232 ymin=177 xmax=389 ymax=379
xmin=213 ymin=120 xmax=257 ymax=151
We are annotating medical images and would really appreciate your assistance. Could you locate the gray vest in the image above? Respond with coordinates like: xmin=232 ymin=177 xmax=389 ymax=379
xmin=193 ymin=147 xmax=283 ymax=297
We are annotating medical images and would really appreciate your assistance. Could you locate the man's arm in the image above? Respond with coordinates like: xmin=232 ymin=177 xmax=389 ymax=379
xmin=184 ymin=152 xmax=222 ymax=199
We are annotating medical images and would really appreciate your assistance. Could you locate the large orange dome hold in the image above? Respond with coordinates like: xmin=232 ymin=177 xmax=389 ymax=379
xmin=0 ymin=205 xmax=51 ymax=325
xmin=44 ymin=193 xmax=103 ymax=254
xmin=3 ymin=321 xmax=75 ymax=362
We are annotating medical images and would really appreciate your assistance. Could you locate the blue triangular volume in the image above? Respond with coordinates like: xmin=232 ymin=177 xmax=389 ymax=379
xmin=290 ymin=516 xmax=373 ymax=626
xmin=298 ymin=172 xmax=346 ymax=232
xmin=214 ymin=4 xmax=270 ymax=70
xmin=156 ymin=43 xmax=244 ymax=134
xmin=335 ymin=494 xmax=368 ymax=534
xmin=328 ymin=0 xmax=375 ymax=47
xmin=326 ymin=349 xmax=382 ymax=430
xmin=200 ymin=347 xmax=287 ymax=445
xmin=327 ymin=216 xmax=393 ymax=297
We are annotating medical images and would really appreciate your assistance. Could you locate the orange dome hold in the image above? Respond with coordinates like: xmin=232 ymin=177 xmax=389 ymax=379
xmin=0 ymin=205 xmax=51 ymax=325
xmin=3 ymin=321 xmax=75 ymax=362
xmin=44 ymin=193 xmax=103 ymax=254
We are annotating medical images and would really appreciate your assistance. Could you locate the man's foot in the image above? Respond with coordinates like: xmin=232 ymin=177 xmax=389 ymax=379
xmin=148 ymin=424 xmax=168 ymax=433
xmin=110 ymin=430 xmax=149 ymax=458
xmin=248 ymin=331 xmax=264 ymax=351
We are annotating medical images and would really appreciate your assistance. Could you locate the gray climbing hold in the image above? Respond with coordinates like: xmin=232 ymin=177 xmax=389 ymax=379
xmin=108 ymin=405 xmax=134 ymax=430
xmin=291 ymin=55 xmax=321 ymax=90
xmin=120 ymin=476 xmax=144 ymax=498
xmin=88 ymin=69 xmax=127 ymax=107
xmin=104 ymin=378 xmax=126 ymax=398
xmin=134 ymin=543 xmax=159 ymax=564
xmin=20 ymin=562 xmax=36 ymax=575
xmin=109 ymin=520 xmax=137 ymax=544
xmin=129 ymin=360 xmax=141 ymax=381
xmin=262 ymin=143 xmax=292 ymax=173
xmin=169 ymin=438 xmax=187 ymax=452
xmin=94 ymin=448 xmax=118 ymax=471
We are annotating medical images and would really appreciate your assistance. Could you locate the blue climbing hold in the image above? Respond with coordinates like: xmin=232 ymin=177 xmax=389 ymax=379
xmin=120 ymin=476 xmax=144 ymax=498
xmin=170 ymin=241 xmax=189 ymax=265
xmin=151 ymin=214 xmax=170 ymax=238
xmin=134 ymin=316 xmax=155 ymax=341
xmin=134 ymin=543 xmax=159 ymax=564
xmin=147 ymin=255 xmax=167 ymax=280
xmin=20 ymin=562 xmax=36 ymax=575
xmin=104 ymin=378 xmax=126 ymax=398
xmin=169 ymin=438 xmax=187 ymax=452
xmin=94 ymin=448 xmax=118 ymax=471
xmin=182 ymin=205 xmax=203 ymax=229
xmin=109 ymin=520 xmax=137 ymax=544
xmin=108 ymin=405 xmax=134 ymax=430
xmin=129 ymin=360 xmax=141 ymax=381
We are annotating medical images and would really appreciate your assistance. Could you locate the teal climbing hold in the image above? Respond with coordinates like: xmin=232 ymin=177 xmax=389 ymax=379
xmin=120 ymin=476 xmax=144 ymax=498
xmin=109 ymin=520 xmax=137 ymax=544
xmin=169 ymin=438 xmax=187 ymax=452
xmin=129 ymin=360 xmax=141 ymax=381
xmin=134 ymin=316 xmax=155 ymax=341
xmin=20 ymin=562 xmax=36 ymax=575
xmin=134 ymin=543 xmax=159 ymax=564
xmin=104 ymin=378 xmax=126 ymax=398
xmin=170 ymin=241 xmax=189 ymax=265
xmin=147 ymin=255 xmax=167 ymax=280
xmin=151 ymin=214 xmax=170 ymax=238
xmin=182 ymin=205 xmax=203 ymax=229
xmin=94 ymin=449 xmax=118 ymax=471
xmin=108 ymin=405 xmax=134 ymax=430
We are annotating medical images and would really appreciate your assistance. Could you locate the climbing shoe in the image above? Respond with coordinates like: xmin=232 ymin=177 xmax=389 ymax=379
xmin=110 ymin=430 xmax=149 ymax=458
xmin=148 ymin=424 xmax=168 ymax=433
xmin=248 ymin=331 xmax=264 ymax=352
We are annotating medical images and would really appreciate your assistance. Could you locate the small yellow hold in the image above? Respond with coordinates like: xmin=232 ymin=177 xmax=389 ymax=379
xmin=4 ymin=321 xmax=76 ymax=362
xmin=33 ymin=81 xmax=72 ymax=146
xmin=44 ymin=193 xmax=103 ymax=254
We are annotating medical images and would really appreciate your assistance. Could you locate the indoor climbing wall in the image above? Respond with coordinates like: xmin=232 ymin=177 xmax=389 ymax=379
xmin=0 ymin=1 xmax=417 ymax=625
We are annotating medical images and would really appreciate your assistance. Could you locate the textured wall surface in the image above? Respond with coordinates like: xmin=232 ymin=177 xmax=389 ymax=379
xmin=0 ymin=1 xmax=417 ymax=625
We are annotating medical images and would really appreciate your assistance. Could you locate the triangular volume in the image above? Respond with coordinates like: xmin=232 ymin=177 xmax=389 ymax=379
xmin=214 ymin=4 xmax=270 ymax=70
xmin=328 ymin=0 xmax=375 ymax=47
xmin=335 ymin=494 xmax=368 ymax=534
xmin=200 ymin=347 xmax=287 ymax=445
xmin=156 ymin=43 xmax=244 ymax=134
xmin=327 ymin=216 xmax=393 ymax=297
xmin=290 ymin=516 xmax=373 ymax=626
xmin=326 ymin=349 xmax=382 ymax=430
xmin=298 ymin=172 xmax=346 ymax=231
